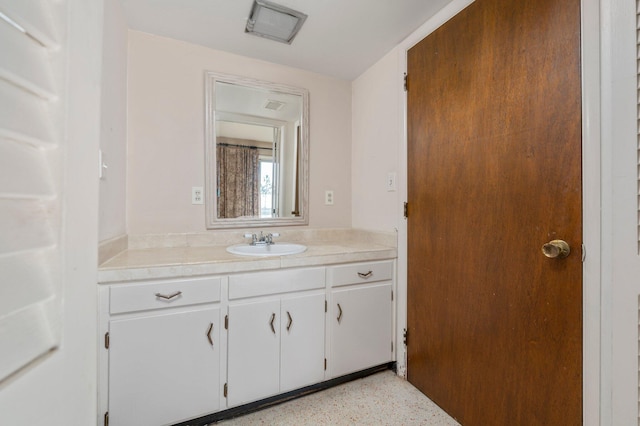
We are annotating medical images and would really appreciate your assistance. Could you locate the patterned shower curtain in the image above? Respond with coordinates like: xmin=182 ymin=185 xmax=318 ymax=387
xmin=217 ymin=145 xmax=260 ymax=218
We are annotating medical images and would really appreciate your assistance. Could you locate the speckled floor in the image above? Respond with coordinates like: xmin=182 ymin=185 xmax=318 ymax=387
xmin=215 ymin=370 xmax=460 ymax=425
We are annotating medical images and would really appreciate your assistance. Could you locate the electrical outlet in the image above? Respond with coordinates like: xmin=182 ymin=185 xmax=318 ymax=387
xmin=192 ymin=187 xmax=204 ymax=205
xmin=325 ymin=190 xmax=334 ymax=205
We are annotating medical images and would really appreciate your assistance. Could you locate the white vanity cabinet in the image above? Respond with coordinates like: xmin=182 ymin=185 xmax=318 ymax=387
xmin=327 ymin=261 xmax=394 ymax=378
xmin=226 ymin=267 xmax=326 ymax=407
xmin=101 ymin=277 xmax=223 ymax=426
xmin=279 ymin=292 xmax=326 ymax=392
xmin=98 ymin=257 xmax=396 ymax=425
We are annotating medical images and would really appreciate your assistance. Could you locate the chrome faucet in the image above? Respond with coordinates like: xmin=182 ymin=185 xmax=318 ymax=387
xmin=244 ymin=231 xmax=280 ymax=246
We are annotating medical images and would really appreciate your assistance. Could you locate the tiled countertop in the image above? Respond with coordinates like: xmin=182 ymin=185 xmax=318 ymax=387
xmin=98 ymin=229 xmax=397 ymax=284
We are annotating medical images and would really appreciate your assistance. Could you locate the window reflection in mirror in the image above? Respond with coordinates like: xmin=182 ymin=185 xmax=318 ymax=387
xmin=205 ymin=72 xmax=309 ymax=229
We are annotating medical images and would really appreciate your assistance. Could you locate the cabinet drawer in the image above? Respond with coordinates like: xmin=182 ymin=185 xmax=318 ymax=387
xmin=110 ymin=276 xmax=221 ymax=314
xmin=327 ymin=260 xmax=394 ymax=287
xmin=229 ymin=267 xmax=325 ymax=300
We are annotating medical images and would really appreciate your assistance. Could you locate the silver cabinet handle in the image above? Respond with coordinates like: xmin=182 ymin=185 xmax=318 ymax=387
xmin=269 ymin=313 xmax=276 ymax=334
xmin=206 ymin=323 xmax=214 ymax=347
xmin=155 ymin=291 xmax=182 ymax=300
xmin=337 ymin=303 xmax=343 ymax=323
xmin=286 ymin=311 xmax=293 ymax=332
xmin=357 ymin=271 xmax=373 ymax=279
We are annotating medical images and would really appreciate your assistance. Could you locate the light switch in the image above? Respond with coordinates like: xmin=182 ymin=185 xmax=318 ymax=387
xmin=387 ymin=172 xmax=397 ymax=192
xmin=98 ymin=150 xmax=107 ymax=180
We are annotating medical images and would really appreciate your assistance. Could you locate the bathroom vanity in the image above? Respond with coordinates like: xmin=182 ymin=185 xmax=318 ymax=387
xmin=97 ymin=230 xmax=397 ymax=426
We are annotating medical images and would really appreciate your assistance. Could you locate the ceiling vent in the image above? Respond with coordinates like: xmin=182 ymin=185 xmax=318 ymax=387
xmin=264 ymin=99 xmax=285 ymax=111
xmin=245 ymin=0 xmax=307 ymax=45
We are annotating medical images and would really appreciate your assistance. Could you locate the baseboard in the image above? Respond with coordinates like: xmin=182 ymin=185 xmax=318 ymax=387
xmin=173 ymin=362 xmax=396 ymax=426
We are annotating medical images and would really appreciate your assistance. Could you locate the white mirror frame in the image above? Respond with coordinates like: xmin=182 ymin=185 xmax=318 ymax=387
xmin=205 ymin=71 xmax=310 ymax=229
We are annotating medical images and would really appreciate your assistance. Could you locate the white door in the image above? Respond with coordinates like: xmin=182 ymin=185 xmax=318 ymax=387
xmin=280 ymin=293 xmax=325 ymax=392
xmin=330 ymin=283 xmax=393 ymax=378
xmin=108 ymin=307 xmax=220 ymax=426
xmin=227 ymin=299 xmax=280 ymax=407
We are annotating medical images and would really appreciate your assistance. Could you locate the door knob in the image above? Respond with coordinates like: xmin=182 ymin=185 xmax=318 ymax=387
xmin=541 ymin=240 xmax=570 ymax=259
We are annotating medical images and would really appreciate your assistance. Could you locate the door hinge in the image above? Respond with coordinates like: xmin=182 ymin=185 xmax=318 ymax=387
xmin=224 ymin=314 xmax=228 ymax=330
xmin=403 ymin=202 xmax=408 ymax=219
xmin=404 ymin=73 xmax=409 ymax=92
xmin=223 ymin=383 xmax=228 ymax=398
xmin=104 ymin=411 xmax=109 ymax=426
xmin=403 ymin=328 xmax=408 ymax=346
xmin=324 ymin=358 xmax=327 ymax=371
xmin=104 ymin=332 xmax=110 ymax=349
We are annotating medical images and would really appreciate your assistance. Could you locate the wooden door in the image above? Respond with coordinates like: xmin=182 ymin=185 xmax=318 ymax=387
xmin=406 ymin=0 xmax=582 ymax=424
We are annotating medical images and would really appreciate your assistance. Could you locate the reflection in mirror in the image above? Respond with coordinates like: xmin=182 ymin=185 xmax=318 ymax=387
xmin=205 ymin=72 xmax=309 ymax=229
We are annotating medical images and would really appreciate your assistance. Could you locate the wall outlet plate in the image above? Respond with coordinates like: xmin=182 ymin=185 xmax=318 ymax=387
xmin=325 ymin=190 xmax=334 ymax=205
xmin=192 ymin=187 xmax=204 ymax=204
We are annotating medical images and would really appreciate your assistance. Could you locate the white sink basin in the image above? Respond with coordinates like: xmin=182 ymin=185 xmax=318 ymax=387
xmin=226 ymin=243 xmax=307 ymax=257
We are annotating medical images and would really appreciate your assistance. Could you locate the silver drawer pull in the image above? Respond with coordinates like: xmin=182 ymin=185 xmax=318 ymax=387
xmin=357 ymin=271 xmax=373 ymax=279
xmin=206 ymin=323 xmax=214 ymax=347
xmin=155 ymin=291 xmax=182 ymax=300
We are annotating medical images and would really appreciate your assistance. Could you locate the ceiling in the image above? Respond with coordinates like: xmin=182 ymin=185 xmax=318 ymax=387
xmin=120 ymin=0 xmax=453 ymax=81
xmin=216 ymin=81 xmax=302 ymax=122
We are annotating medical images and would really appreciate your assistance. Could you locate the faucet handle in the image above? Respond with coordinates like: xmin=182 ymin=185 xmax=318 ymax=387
xmin=244 ymin=233 xmax=258 ymax=245
xmin=265 ymin=232 xmax=279 ymax=245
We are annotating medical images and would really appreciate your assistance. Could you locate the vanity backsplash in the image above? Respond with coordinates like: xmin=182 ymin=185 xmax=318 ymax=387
xmin=100 ymin=228 xmax=395 ymax=263
xmin=98 ymin=228 xmax=397 ymax=284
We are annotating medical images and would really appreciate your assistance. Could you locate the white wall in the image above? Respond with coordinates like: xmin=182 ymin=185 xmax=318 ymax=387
xmin=99 ymin=0 xmax=128 ymax=242
xmin=351 ymin=49 xmax=401 ymax=232
xmin=0 ymin=0 xmax=102 ymax=424
xmin=127 ymin=31 xmax=352 ymax=234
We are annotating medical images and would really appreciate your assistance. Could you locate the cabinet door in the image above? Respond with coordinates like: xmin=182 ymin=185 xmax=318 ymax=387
xmin=227 ymin=299 xmax=280 ymax=407
xmin=108 ymin=306 xmax=220 ymax=426
xmin=330 ymin=283 xmax=393 ymax=378
xmin=280 ymin=293 xmax=325 ymax=392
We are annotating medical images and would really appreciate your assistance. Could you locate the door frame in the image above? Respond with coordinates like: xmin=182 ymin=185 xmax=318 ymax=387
xmin=395 ymin=0 xmax=602 ymax=424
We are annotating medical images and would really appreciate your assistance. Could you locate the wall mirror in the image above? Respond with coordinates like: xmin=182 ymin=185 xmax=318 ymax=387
xmin=205 ymin=71 xmax=309 ymax=229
